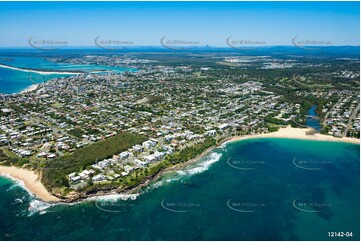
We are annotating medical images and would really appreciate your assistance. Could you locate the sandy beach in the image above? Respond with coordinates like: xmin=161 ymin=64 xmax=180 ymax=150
xmin=0 ymin=126 xmax=358 ymax=203
xmin=0 ymin=64 xmax=82 ymax=75
xmin=229 ymin=126 xmax=360 ymax=144
xmin=128 ymin=127 xmax=360 ymax=196
xmin=0 ymin=165 xmax=60 ymax=202
xmin=20 ymin=84 xmax=39 ymax=94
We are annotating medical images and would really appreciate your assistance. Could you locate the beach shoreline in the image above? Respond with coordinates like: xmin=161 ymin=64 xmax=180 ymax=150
xmin=19 ymin=84 xmax=39 ymax=94
xmin=0 ymin=127 xmax=358 ymax=203
xmin=228 ymin=126 xmax=360 ymax=144
xmin=0 ymin=63 xmax=83 ymax=75
xmin=132 ymin=127 xmax=359 ymax=196
xmin=0 ymin=165 xmax=60 ymax=202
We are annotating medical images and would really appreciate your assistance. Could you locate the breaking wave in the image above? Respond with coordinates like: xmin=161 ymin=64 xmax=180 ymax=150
xmin=28 ymin=200 xmax=53 ymax=216
xmin=146 ymin=152 xmax=222 ymax=191
xmin=176 ymin=152 xmax=222 ymax=176
xmin=88 ymin=193 xmax=140 ymax=202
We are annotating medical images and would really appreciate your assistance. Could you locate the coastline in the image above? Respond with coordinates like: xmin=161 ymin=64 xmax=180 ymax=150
xmin=19 ymin=84 xmax=39 ymax=94
xmin=228 ymin=126 xmax=360 ymax=144
xmin=131 ymin=127 xmax=359 ymax=195
xmin=0 ymin=64 xmax=83 ymax=75
xmin=124 ymin=141 xmax=225 ymax=194
xmin=0 ymin=165 xmax=60 ymax=202
xmin=0 ymin=127 xmax=358 ymax=203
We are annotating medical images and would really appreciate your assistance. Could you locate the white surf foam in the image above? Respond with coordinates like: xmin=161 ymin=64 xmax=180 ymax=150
xmin=28 ymin=200 xmax=52 ymax=216
xmin=146 ymin=176 xmax=184 ymax=190
xmin=88 ymin=193 xmax=140 ymax=202
xmin=176 ymin=152 xmax=222 ymax=176
xmin=146 ymin=152 xmax=222 ymax=192
xmin=1 ymin=173 xmax=30 ymax=194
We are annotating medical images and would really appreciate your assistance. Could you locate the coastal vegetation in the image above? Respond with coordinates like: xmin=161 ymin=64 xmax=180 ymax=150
xmin=0 ymin=148 xmax=29 ymax=167
xmin=0 ymin=51 xmax=359 ymax=201
xmin=41 ymin=132 xmax=146 ymax=191
xmin=80 ymin=137 xmax=217 ymax=195
xmin=168 ymin=137 xmax=216 ymax=164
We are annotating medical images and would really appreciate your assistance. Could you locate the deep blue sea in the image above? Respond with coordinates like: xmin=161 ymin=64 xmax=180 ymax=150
xmin=0 ymin=56 xmax=135 ymax=94
xmin=0 ymin=138 xmax=359 ymax=241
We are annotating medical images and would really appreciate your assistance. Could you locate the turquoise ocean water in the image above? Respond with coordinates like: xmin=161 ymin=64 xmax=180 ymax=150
xmin=0 ymin=138 xmax=359 ymax=240
xmin=0 ymin=57 xmax=135 ymax=94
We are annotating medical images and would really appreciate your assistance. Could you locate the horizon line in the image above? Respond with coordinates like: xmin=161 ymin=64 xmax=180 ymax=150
xmin=0 ymin=45 xmax=359 ymax=49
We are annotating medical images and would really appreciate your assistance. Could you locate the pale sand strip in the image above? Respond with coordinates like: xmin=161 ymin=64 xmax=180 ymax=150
xmin=229 ymin=126 xmax=360 ymax=144
xmin=0 ymin=127 xmax=358 ymax=203
xmin=0 ymin=64 xmax=82 ymax=75
xmin=19 ymin=84 xmax=39 ymax=94
xmin=0 ymin=165 xmax=60 ymax=202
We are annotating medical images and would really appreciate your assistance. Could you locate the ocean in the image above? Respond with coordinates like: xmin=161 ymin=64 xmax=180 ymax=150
xmin=0 ymin=56 xmax=135 ymax=94
xmin=0 ymin=138 xmax=359 ymax=241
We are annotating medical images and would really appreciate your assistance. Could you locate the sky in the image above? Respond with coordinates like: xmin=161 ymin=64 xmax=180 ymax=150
xmin=0 ymin=1 xmax=359 ymax=47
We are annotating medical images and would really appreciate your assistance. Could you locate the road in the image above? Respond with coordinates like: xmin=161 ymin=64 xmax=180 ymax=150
xmin=322 ymin=97 xmax=343 ymax=126
xmin=342 ymin=102 xmax=360 ymax=137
